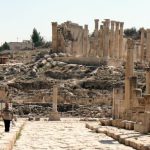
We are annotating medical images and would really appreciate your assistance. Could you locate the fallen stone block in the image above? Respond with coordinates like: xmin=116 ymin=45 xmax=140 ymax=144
xmin=35 ymin=117 xmax=40 ymax=121
xmin=28 ymin=117 xmax=34 ymax=121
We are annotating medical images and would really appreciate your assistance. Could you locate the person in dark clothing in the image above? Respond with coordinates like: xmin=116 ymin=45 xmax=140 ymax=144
xmin=1 ymin=102 xmax=13 ymax=132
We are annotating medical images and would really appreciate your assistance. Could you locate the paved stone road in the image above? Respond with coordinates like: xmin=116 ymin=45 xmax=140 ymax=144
xmin=13 ymin=118 xmax=135 ymax=150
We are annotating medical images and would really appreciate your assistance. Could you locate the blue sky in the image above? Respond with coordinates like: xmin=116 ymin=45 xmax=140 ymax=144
xmin=0 ymin=0 xmax=150 ymax=44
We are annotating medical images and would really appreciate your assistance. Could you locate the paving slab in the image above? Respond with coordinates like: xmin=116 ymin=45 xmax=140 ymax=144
xmin=13 ymin=118 xmax=134 ymax=150
xmin=86 ymin=122 xmax=150 ymax=150
xmin=0 ymin=119 xmax=25 ymax=150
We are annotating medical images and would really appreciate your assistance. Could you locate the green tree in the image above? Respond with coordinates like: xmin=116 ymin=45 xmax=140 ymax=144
xmin=31 ymin=28 xmax=44 ymax=47
xmin=124 ymin=27 xmax=140 ymax=40
xmin=0 ymin=42 xmax=10 ymax=51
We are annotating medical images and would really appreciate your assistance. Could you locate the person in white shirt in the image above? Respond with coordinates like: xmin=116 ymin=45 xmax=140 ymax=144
xmin=1 ymin=102 xmax=13 ymax=132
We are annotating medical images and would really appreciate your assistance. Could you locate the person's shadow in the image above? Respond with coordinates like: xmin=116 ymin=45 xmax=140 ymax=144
xmin=99 ymin=139 xmax=118 ymax=144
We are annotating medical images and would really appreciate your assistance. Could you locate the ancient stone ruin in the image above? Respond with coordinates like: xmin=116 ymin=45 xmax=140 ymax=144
xmin=110 ymin=39 xmax=150 ymax=134
xmin=51 ymin=19 xmax=126 ymax=60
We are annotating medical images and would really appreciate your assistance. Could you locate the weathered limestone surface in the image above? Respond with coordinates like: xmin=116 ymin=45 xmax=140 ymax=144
xmin=119 ymin=22 xmax=124 ymax=59
xmin=13 ymin=118 xmax=134 ymax=150
xmin=146 ymin=29 xmax=150 ymax=61
xmin=86 ymin=122 xmax=150 ymax=150
xmin=114 ymin=22 xmax=120 ymax=59
xmin=0 ymin=119 xmax=25 ymax=150
xmin=140 ymin=28 xmax=145 ymax=62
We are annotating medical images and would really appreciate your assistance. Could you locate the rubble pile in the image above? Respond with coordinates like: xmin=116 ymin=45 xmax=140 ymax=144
xmin=0 ymin=49 xmax=146 ymax=118
xmin=12 ymin=103 xmax=112 ymax=118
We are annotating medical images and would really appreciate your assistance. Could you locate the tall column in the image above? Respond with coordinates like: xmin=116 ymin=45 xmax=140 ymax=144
xmin=94 ymin=19 xmax=99 ymax=31
xmin=114 ymin=22 xmax=120 ymax=59
xmin=83 ymin=25 xmax=89 ymax=57
xmin=146 ymin=67 xmax=150 ymax=94
xmin=103 ymin=19 xmax=110 ymax=60
xmin=146 ymin=29 xmax=150 ymax=62
xmin=124 ymin=39 xmax=134 ymax=111
xmin=49 ymin=85 xmax=60 ymax=121
xmin=98 ymin=25 xmax=103 ymax=57
xmin=140 ymin=28 xmax=145 ymax=62
xmin=52 ymin=22 xmax=58 ymax=50
xmin=134 ymin=44 xmax=140 ymax=62
xmin=119 ymin=22 xmax=124 ymax=59
xmin=52 ymin=85 xmax=58 ymax=112
xmin=109 ymin=21 xmax=115 ymax=58
xmin=94 ymin=19 xmax=99 ymax=56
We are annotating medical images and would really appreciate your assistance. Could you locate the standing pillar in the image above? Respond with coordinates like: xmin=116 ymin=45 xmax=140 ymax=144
xmin=146 ymin=29 xmax=150 ymax=62
xmin=103 ymin=19 xmax=110 ymax=60
xmin=135 ymin=44 xmax=140 ymax=62
xmin=124 ymin=39 xmax=134 ymax=111
xmin=146 ymin=67 xmax=150 ymax=94
xmin=49 ymin=85 xmax=60 ymax=121
xmin=52 ymin=22 xmax=58 ymax=50
xmin=94 ymin=19 xmax=99 ymax=56
xmin=109 ymin=21 xmax=115 ymax=58
xmin=140 ymin=28 xmax=145 ymax=62
xmin=119 ymin=22 xmax=124 ymax=59
xmin=114 ymin=22 xmax=120 ymax=59
xmin=94 ymin=19 xmax=99 ymax=32
xmin=83 ymin=25 xmax=89 ymax=57
xmin=52 ymin=85 xmax=58 ymax=112
xmin=99 ymin=25 xmax=104 ymax=57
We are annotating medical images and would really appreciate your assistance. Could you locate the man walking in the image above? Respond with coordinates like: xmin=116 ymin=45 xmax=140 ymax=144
xmin=1 ymin=102 xmax=13 ymax=132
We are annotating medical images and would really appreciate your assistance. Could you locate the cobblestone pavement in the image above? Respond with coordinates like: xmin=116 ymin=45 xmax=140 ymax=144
xmin=13 ymin=118 xmax=134 ymax=150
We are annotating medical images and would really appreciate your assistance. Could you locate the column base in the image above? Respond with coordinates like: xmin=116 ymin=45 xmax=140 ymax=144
xmin=48 ymin=111 xmax=60 ymax=121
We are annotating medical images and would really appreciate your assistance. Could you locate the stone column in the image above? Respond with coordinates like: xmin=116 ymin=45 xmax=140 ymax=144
xmin=52 ymin=85 xmax=58 ymax=112
xmin=119 ymin=22 xmax=124 ymax=59
xmin=98 ymin=25 xmax=104 ymax=57
xmin=52 ymin=22 xmax=58 ymax=50
xmin=124 ymin=39 xmax=134 ymax=111
xmin=140 ymin=28 xmax=145 ymax=62
xmin=49 ymin=85 xmax=60 ymax=121
xmin=103 ymin=19 xmax=110 ymax=60
xmin=109 ymin=21 xmax=115 ymax=58
xmin=146 ymin=67 xmax=150 ymax=94
xmin=146 ymin=29 xmax=150 ymax=62
xmin=94 ymin=19 xmax=99 ymax=31
xmin=83 ymin=25 xmax=89 ymax=57
xmin=114 ymin=22 xmax=120 ymax=59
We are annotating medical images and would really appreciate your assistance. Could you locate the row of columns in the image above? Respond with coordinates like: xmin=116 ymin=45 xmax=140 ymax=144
xmin=93 ymin=19 xmax=124 ymax=60
xmin=51 ymin=20 xmax=125 ymax=60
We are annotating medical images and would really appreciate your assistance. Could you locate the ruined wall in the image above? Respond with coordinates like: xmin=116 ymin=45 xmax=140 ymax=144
xmin=51 ymin=19 xmax=126 ymax=61
xmin=52 ymin=21 xmax=87 ymax=56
